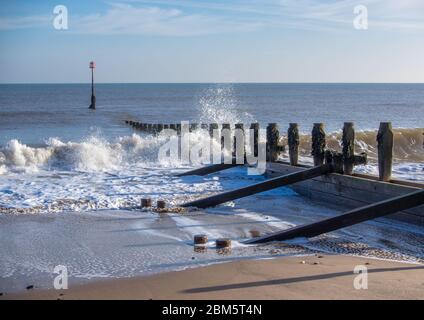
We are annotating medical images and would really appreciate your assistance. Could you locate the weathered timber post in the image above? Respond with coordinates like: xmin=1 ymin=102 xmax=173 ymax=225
xmin=141 ymin=198 xmax=152 ymax=208
xmin=342 ymin=122 xmax=355 ymax=175
xmin=209 ymin=123 xmax=218 ymax=138
xmin=190 ymin=123 xmax=198 ymax=132
xmin=250 ymin=123 xmax=259 ymax=157
xmin=234 ymin=123 xmax=245 ymax=163
xmin=266 ymin=123 xmax=280 ymax=162
xmin=377 ymin=122 xmax=393 ymax=182
xmin=157 ymin=200 xmax=166 ymax=209
xmin=221 ymin=123 xmax=231 ymax=157
xmin=312 ymin=123 xmax=326 ymax=166
xmin=216 ymin=238 xmax=231 ymax=249
xmin=176 ymin=123 xmax=181 ymax=135
xmin=194 ymin=235 xmax=208 ymax=245
xmin=333 ymin=152 xmax=344 ymax=174
xmin=288 ymin=123 xmax=299 ymax=166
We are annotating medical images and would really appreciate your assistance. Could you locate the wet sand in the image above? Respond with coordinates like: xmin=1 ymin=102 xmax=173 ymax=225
xmin=4 ymin=254 xmax=424 ymax=300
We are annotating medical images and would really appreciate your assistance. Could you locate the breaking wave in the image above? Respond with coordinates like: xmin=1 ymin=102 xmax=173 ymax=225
xmin=0 ymin=128 xmax=423 ymax=175
xmin=280 ymin=127 xmax=424 ymax=163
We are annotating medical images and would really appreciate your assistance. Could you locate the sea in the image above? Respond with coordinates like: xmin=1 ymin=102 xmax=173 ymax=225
xmin=0 ymin=83 xmax=423 ymax=293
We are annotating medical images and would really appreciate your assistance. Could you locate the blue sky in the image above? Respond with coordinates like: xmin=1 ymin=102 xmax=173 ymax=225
xmin=1 ymin=0 xmax=424 ymax=83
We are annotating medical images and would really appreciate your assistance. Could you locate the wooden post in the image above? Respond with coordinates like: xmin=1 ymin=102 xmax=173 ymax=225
xmin=247 ymin=189 xmax=424 ymax=244
xmin=209 ymin=123 xmax=218 ymax=138
xmin=177 ymin=163 xmax=241 ymax=177
xmin=234 ymin=123 xmax=245 ymax=163
xmin=288 ymin=123 xmax=299 ymax=166
xmin=221 ymin=123 xmax=231 ymax=156
xmin=157 ymin=200 xmax=166 ymax=209
xmin=249 ymin=123 xmax=259 ymax=157
xmin=333 ymin=152 xmax=344 ymax=174
xmin=194 ymin=235 xmax=208 ymax=245
xmin=266 ymin=123 xmax=279 ymax=162
xmin=176 ymin=123 xmax=181 ymax=135
xmin=216 ymin=238 xmax=231 ymax=249
xmin=377 ymin=122 xmax=393 ymax=182
xmin=190 ymin=123 xmax=198 ymax=132
xmin=312 ymin=123 xmax=326 ymax=166
xmin=141 ymin=198 xmax=152 ymax=208
xmin=342 ymin=122 xmax=355 ymax=175
xmin=182 ymin=164 xmax=332 ymax=209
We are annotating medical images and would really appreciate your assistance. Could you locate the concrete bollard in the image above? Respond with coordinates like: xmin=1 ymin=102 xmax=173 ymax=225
xmin=194 ymin=234 xmax=208 ymax=245
xmin=141 ymin=198 xmax=152 ymax=208
xmin=312 ymin=123 xmax=326 ymax=166
xmin=216 ymin=238 xmax=231 ymax=249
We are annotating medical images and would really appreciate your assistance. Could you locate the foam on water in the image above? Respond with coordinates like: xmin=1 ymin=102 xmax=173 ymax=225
xmin=0 ymin=126 xmax=423 ymax=214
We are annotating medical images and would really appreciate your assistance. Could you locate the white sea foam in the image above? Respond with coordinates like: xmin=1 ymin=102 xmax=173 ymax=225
xmin=0 ymin=127 xmax=423 ymax=215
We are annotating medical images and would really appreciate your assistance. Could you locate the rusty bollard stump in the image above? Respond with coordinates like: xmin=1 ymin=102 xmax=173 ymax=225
xmin=157 ymin=200 xmax=166 ymax=209
xmin=249 ymin=230 xmax=261 ymax=238
xmin=194 ymin=234 xmax=208 ymax=245
xmin=216 ymin=238 xmax=231 ymax=249
xmin=141 ymin=198 xmax=152 ymax=208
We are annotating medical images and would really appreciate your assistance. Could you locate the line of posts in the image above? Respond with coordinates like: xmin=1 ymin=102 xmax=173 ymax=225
xmin=125 ymin=120 xmax=395 ymax=182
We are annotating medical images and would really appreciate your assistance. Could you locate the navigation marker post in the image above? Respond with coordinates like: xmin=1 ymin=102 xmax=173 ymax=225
xmin=89 ymin=61 xmax=96 ymax=110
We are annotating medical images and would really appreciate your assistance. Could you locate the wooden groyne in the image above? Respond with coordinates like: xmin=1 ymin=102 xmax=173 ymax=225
xmin=126 ymin=119 xmax=423 ymax=230
xmin=246 ymin=189 xmax=424 ymax=244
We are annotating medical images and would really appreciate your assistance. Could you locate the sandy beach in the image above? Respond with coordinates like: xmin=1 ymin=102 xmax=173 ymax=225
xmin=3 ymin=254 xmax=423 ymax=300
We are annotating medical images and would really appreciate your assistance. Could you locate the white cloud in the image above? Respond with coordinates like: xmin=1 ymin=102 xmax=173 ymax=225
xmin=0 ymin=15 xmax=50 ymax=30
xmin=0 ymin=1 xmax=423 ymax=34
xmin=72 ymin=3 xmax=260 ymax=36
